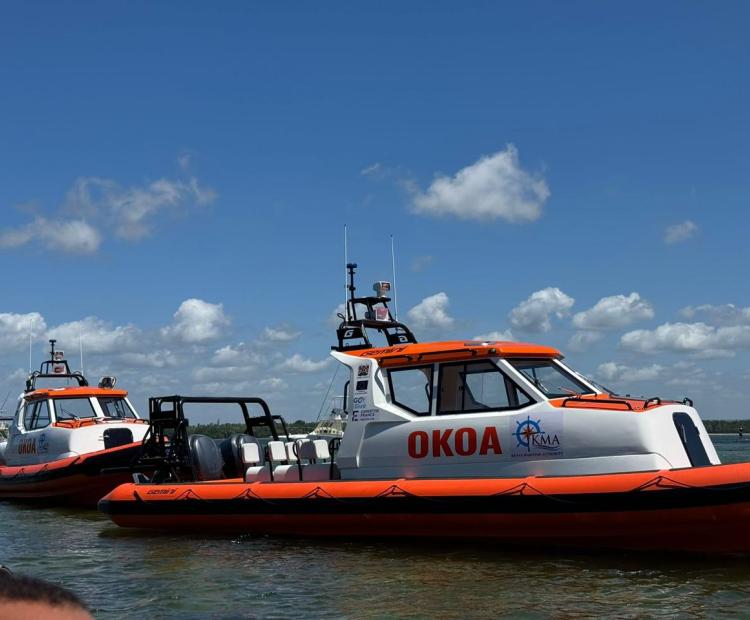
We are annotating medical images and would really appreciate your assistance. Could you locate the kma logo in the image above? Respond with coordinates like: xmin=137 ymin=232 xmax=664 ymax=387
xmin=512 ymin=415 xmax=562 ymax=457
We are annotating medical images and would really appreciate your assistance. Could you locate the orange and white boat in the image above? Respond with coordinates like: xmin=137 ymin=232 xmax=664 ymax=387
xmin=0 ymin=340 xmax=148 ymax=506
xmin=99 ymin=266 xmax=750 ymax=553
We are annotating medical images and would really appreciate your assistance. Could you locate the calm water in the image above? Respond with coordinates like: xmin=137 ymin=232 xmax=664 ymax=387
xmin=2 ymin=436 xmax=750 ymax=619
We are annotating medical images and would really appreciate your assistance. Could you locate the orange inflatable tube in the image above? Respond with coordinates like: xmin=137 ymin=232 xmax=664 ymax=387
xmin=99 ymin=462 xmax=750 ymax=554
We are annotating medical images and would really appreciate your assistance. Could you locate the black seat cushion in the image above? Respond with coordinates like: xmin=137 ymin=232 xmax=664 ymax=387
xmin=188 ymin=434 xmax=225 ymax=481
xmin=219 ymin=434 xmax=259 ymax=478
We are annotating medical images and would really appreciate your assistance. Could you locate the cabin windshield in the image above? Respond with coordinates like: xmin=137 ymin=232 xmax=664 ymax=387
xmin=53 ymin=397 xmax=98 ymax=420
xmin=509 ymin=359 xmax=594 ymax=398
xmin=98 ymin=397 xmax=137 ymax=419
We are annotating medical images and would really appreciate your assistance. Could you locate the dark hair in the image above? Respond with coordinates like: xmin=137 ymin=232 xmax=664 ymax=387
xmin=0 ymin=572 xmax=90 ymax=613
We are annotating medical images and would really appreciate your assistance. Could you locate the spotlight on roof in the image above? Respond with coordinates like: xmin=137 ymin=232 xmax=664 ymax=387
xmin=98 ymin=376 xmax=117 ymax=389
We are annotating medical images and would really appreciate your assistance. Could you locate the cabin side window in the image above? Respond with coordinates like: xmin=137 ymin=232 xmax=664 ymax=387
xmin=22 ymin=400 xmax=51 ymax=430
xmin=54 ymin=398 xmax=98 ymax=421
xmin=387 ymin=365 xmax=433 ymax=416
xmin=438 ymin=361 xmax=532 ymax=415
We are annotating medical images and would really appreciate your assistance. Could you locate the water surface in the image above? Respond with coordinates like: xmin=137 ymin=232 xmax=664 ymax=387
xmin=1 ymin=435 xmax=749 ymax=619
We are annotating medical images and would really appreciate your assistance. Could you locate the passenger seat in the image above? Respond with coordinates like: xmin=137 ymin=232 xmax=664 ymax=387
xmin=298 ymin=439 xmax=333 ymax=481
xmin=273 ymin=440 xmax=302 ymax=482
xmin=242 ymin=443 xmax=272 ymax=482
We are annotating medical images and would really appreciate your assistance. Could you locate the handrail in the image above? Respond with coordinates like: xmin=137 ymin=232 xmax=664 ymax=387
xmin=643 ymin=397 xmax=662 ymax=408
xmin=560 ymin=397 xmax=634 ymax=411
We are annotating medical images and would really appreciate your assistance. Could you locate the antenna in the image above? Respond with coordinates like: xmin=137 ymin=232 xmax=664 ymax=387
xmin=344 ymin=225 xmax=349 ymax=321
xmin=28 ymin=317 xmax=33 ymax=373
xmin=390 ymin=234 xmax=399 ymax=320
xmin=79 ymin=327 xmax=84 ymax=375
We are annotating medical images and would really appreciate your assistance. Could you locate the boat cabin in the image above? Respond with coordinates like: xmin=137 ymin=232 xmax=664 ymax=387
xmin=0 ymin=341 xmax=148 ymax=466
xmin=324 ymin=266 xmax=719 ymax=480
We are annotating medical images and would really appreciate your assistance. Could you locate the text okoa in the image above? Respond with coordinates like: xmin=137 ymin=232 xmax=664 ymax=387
xmin=408 ymin=427 xmax=502 ymax=459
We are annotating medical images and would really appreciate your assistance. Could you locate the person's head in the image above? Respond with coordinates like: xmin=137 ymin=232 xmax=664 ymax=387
xmin=0 ymin=572 xmax=92 ymax=620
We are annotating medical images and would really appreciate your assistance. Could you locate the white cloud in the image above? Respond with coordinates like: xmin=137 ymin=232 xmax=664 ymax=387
xmin=328 ymin=303 xmax=346 ymax=328
xmin=407 ymin=292 xmax=454 ymax=330
xmin=409 ymin=145 xmax=549 ymax=222
xmin=210 ymin=342 xmax=262 ymax=367
xmin=664 ymin=220 xmax=698 ymax=244
xmin=568 ymin=331 xmax=604 ymax=352
xmin=262 ymin=326 xmax=301 ymax=342
xmin=473 ymin=330 xmax=514 ymax=341
xmin=117 ymin=350 xmax=178 ymax=369
xmin=277 ymin=354 xmax=331 ymax=373
xmin=597 ymin=362 xmax=665 ymax=383
xmin=5 ymin=368 xmax=28 ymax=383
xmin=360 ymin=162 xmax=383 ymax=176
xmin=193 ymin=365 xmax=256 ymax=382
xmin=572 ymin=293 xmax=654 ymax=330
xmin=509 ymin=287 xmax=574 ymax=332
xmin=0 ymin=312 xmax=47 ymax=349
xmin=411 ymin=255 xmax=433 ymax=272
xmin=259 ymin=377 xmax=287 ymax=391
xmin=620 ymin=322 xmax=750 ymax=358
xmin=48 ymin=316 xmax=141 ymax=354
xmin=0 ymin=217 xmax=101 ymax=254
xmin=66 ymin=174 xmax=216 ymax=241
xmin=679 ymin=304 xmax=750 ymax=326
xmin=1 ymin=162 xmax=215 ymax=255
xmin=162 ymin=299 xmax=230 ymax=344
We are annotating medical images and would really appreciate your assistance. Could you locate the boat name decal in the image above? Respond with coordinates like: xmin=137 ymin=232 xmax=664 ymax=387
xmin=407 ymin=427 xmax=502 ymax=459
xmin=17 ymin=438 xmax=37 ymax=455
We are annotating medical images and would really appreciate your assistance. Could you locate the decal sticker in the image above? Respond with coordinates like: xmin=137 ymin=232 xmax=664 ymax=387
xmin=355 ymin=380 xmax=369 ymax=392
xmin=352 ymin=396 xmax=367 ymax=410
xmin=146 ymin=488 xmax=177 ymax=495
xmin=357 ymin=364 xmax=370 ymax=377
xmin=351 ymin=408 xmax=378 ymax=422
xmin=17 ymin=438 xmax=37 ymax=455
xmin=407 ymin=427 xmax=503 ymax=459
xmin=360 ymin=346 xmax=407 ymax=357
xmin=511 ymin=414 xmax=563 ymax=458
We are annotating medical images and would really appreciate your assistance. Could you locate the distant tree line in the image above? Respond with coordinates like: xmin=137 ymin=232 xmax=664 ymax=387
xmin=703 ymin=420 xmax=750 ymax=434
xmin=191 ymin=420 xmax=317 ymax=439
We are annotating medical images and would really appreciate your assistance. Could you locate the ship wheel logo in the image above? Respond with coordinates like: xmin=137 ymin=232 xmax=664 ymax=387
xmin=513 ymin=417 xmax=544 ymax=451
xmin=513 ymin=416 xmax=553 ymax=452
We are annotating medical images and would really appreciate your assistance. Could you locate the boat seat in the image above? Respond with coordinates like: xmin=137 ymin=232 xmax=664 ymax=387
xmin=266 ymin=441 xmax=287 ymax=462
xmin=220 ymin=434 xmax=260 ymax=478
xmin=298 ymin=439 xmax=331 ymax=462
xmin=188 ymin=434 xmax=225 ymax=482
xmin=243 ymin=443 xmax=272 ymax=482
xmin=273 ymin=464 xmax=301 ymax=482
xmin=285 ymin=441 xmax=299 ymax=462
xmin=297 ymin=439 xmax=336 ymax=481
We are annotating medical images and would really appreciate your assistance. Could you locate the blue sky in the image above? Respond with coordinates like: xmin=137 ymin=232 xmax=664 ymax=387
xmin=1 ymin=2 xmax=749 ymax=421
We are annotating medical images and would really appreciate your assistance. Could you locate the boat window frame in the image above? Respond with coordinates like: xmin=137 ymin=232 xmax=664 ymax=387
xmin=97 ymin=396 xmax=137 ymax=420
xmin=436 ymin=359 xmax=534 ymax=416
xmin=387 ymin=364 xmax=435 ymax=417
xmin=22 ymin=401 xmax=38 ymax=430
xmin=506 ymin=358 xmax=595 ymax=400
xmin=31 ymin=399 xmax=51 ymax=430
xmin=52 ymin=396 xmax=99 ymax=421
